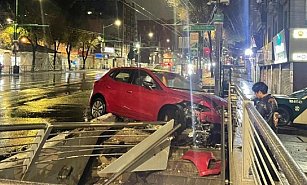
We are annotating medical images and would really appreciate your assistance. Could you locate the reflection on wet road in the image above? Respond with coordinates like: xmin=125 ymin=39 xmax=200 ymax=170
xmin=0 ymin=70 xmax=107 ymax=124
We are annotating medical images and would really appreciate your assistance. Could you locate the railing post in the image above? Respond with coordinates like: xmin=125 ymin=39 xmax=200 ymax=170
xmin=242 ymin=99 xmax=253 ymax=179
xmin=228 ymin=85 xmax=234 ymax=184
xmin=21 ymin=126 xmax=53 ymax=180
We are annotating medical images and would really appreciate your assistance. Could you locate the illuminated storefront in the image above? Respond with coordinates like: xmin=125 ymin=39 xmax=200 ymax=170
xmin=259 ymin=29 xmax=307 ymax=94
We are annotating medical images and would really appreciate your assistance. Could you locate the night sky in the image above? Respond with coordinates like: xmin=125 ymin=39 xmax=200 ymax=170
xmin=132 ymin=0 xmax=173 ymax=20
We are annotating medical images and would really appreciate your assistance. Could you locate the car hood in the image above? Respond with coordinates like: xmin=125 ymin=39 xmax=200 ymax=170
xmin=201 ymin=93 xmax=228 ymax=106
xmin=167 ymin=88 xmax=227 ymax=108
xmin=273 ymin=94 xmax=290 ymax=99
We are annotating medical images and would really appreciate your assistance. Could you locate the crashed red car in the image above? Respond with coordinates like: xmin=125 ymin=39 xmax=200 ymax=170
xmin=90 ymin=67 xmax=227 ymax=125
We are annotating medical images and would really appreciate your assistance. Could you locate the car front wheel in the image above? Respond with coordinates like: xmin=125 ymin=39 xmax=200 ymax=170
xmin=91 ymin=97 xmax=106 ymax=118
xmin=158 ymin=107 xmax=186 ymax=132
xmin=277 ymin=106 xmax=292 ymax=126
xmin=159 ymin=108 xmax=176 ymax=122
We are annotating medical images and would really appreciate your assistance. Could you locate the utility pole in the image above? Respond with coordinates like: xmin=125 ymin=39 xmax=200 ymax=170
xmin=211 ymin=2 xmax=226 ymax=183
xmin=138 ymin=36 xmax=141 ymax=66
xmin=214 ymin=19 xmax=222 ymax=96
xmin=121 ymin=1 xmax=124 ymax=59
xmin=13 ymin=0 xmax=19 ymax=74
xmin=213 ymin=3 xmax=224 ymax=96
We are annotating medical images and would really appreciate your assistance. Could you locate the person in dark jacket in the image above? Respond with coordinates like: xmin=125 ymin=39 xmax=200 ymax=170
xmin=252 ymin=82 xmax=280 ymax=183
xmin=252 ymin=82 xmax=279 ymax=132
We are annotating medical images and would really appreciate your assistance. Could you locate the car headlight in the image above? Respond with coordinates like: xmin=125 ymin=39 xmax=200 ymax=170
xmin=182 ymin=101 xmax=210 ymax=112
xmin=191 ymin=103 xmax=210 ymax=112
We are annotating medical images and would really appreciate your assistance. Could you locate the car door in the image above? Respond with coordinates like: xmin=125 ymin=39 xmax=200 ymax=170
xmin=105 ymin=69 xmax=134 ymax=117
xmin=123 ymin=69 xmax=167 ymax=121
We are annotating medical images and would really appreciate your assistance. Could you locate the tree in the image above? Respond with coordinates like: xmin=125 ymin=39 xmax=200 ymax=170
xmin=17 ymin=0 xmax=49 ymax=71
xmin=63 ymin=29 xmax=80 ymax=70
xmin=166 ymin=0 xmax=244 ymax=45
xmin=166 ymin=0 xmax=211 ymax=23
xmin=78 ymin=33 xmax=99 ymax=69
xmin=0 ymin=26 xmax=15 ymax=49
xmin=44 ymin=1 xmax=67 ymax=70
xmin=0 ymin=24 xmax=27 ymax=50
xmin=223 ymin=0 xmax=245 ymax=45
xmin=19 ymin=27 xmax=44 ymax=72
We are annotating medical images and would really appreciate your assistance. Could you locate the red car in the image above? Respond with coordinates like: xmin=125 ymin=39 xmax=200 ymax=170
xmin=90 ymin=67 xmax=227 ymax=125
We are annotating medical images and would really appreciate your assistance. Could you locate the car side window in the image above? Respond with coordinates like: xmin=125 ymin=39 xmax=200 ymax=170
xmin=111 ymin=70 xmax=132 ymax=83
xmin=132 ymin=70 xmax=159 ymax=89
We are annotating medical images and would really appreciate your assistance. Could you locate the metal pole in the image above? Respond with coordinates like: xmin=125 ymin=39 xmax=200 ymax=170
xmin=121 ymin=4 xmax=124 ymax=58
xmin=12 ymin=0 xmax=19 ymax=74
xmin=214 ymin=23 xmax=222 ymax=95
xmin=221 ymin=106 xmax=226 ymax=184
xmin=102 ymin=25 xmax=105 ymax=48
xmin=138 ymin=36 xmax=141 ymax=66
xmin=213 ymin=0 xmax=223 ymax=96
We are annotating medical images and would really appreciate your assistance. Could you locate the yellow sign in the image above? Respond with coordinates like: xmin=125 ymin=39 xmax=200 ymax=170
xmin=293 ymin=29 xmax=307 ymax=38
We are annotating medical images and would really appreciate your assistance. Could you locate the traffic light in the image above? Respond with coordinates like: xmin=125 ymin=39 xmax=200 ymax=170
xmin=203 ymin=47 xmax=211 ymax=56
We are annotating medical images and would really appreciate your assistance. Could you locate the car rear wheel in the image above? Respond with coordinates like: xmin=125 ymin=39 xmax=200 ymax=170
xmin=277 ymin=106 xmax=292 ymax=126
xmin=91 ymin=97 xmax=106 ymax=118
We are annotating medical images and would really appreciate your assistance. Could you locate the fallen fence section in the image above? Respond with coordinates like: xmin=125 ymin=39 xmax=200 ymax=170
xmin=100 ymin=120 xmax=178 ymax=185
xmin=0 ymin=113 xmax=174 ymax=184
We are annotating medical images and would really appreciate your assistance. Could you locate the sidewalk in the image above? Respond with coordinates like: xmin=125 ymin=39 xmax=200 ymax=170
xmin=202 ymin=73 xmax=215 ymax=86
xmin=0 ymin=68 xmax=103 ymax=77
xmin=233 ymin=78 xmax=255 ymax=99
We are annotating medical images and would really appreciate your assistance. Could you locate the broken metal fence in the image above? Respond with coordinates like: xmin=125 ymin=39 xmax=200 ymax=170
xmin=0 ymin=114 xmax=176 ymax=184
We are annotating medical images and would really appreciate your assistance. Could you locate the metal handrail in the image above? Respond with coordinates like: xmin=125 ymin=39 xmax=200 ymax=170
xmin=246 ymin=102 xmax=307 ymax=185
xmin=0 ymin=124 xmax=48 ymax=131
xmin=230 ymin=84 xmax=307 ymax=185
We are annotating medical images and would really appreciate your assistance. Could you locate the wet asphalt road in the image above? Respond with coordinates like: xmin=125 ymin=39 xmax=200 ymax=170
xmin=0 ymin=70 xmax=108 ymax=124
xmin=1 ymin=70 xmax=306 ymax=135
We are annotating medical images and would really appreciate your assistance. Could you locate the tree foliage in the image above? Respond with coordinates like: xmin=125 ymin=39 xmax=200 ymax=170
xmin=63 ymin=29 xmax=81 ymax=70
xmin=166 ymin=0 xmax=245 ymax=47
xmin=0 ymin=26 xmax=15 ymax=49
xmin=223 ymin=0 xmax=245 ymax=45
xmin=166 ymin=0 xmax=211 ymax=23
xmin=78 ymin=33 xmax=100 ymax=69
xmin=0 ymin=25 xmax=27 ymax=50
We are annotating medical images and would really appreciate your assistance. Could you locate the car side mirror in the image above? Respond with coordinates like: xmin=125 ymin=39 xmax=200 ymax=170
xmin=143 ymin=81 xmax=156 ymax=90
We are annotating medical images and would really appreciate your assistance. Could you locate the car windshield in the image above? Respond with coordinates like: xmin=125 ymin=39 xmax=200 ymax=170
xmin=152 ymin=71 xmax=202 ymax=91
xmin=289 ymin=88 xmax=307 ymax=99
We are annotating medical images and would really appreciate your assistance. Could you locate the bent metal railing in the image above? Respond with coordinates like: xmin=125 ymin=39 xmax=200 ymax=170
xmin=229 ymin=84 xmax=307 ymax=185
xmin=0 ymin=114 xmax=176 ymax=184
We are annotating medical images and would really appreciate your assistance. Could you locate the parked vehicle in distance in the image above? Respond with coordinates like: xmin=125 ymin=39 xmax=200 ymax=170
xmin=274 ymin=87 xmax=307 ymax=126
xmin=89 ymin=67 xmax=227 ymax=128
xmin=154 ymin=63 xmax=172 ymax=71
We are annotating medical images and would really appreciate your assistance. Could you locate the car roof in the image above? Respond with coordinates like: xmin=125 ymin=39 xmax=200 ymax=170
xmin=111 ymin=67 xmax=174 ymax=74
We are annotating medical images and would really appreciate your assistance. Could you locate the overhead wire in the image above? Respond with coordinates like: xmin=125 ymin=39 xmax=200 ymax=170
xmin=122 ymin=0 xmax=183 ymax=36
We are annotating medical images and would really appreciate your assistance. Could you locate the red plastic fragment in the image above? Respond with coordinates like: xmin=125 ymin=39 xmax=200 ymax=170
xmin=182 ymin=150 xmax=221 ymax=176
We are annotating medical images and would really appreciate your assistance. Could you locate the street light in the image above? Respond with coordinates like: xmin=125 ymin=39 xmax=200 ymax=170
xmin=6 ymin=18 xmax=13 ymax=23
xmin=114 ymin=19 xmax=121 ymax=27
xmin=148 ymin=32 xmax=154 ymax=38
xmin=103 ymin=19 xmax=121 ymax=36
xmin=245 ymin=48 xmax=253 ymax=56
xmin=102 ymin=19 xmax=121 ymax=43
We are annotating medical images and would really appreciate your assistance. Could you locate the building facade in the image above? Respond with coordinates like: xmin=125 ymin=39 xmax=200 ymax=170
xmin=137 ymin=20 xmax=176 ymax=64
xmin=66 ymin=0 xmax=137 ymax=67
xmin=251 ymin=0 xmax=307 ymax=94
